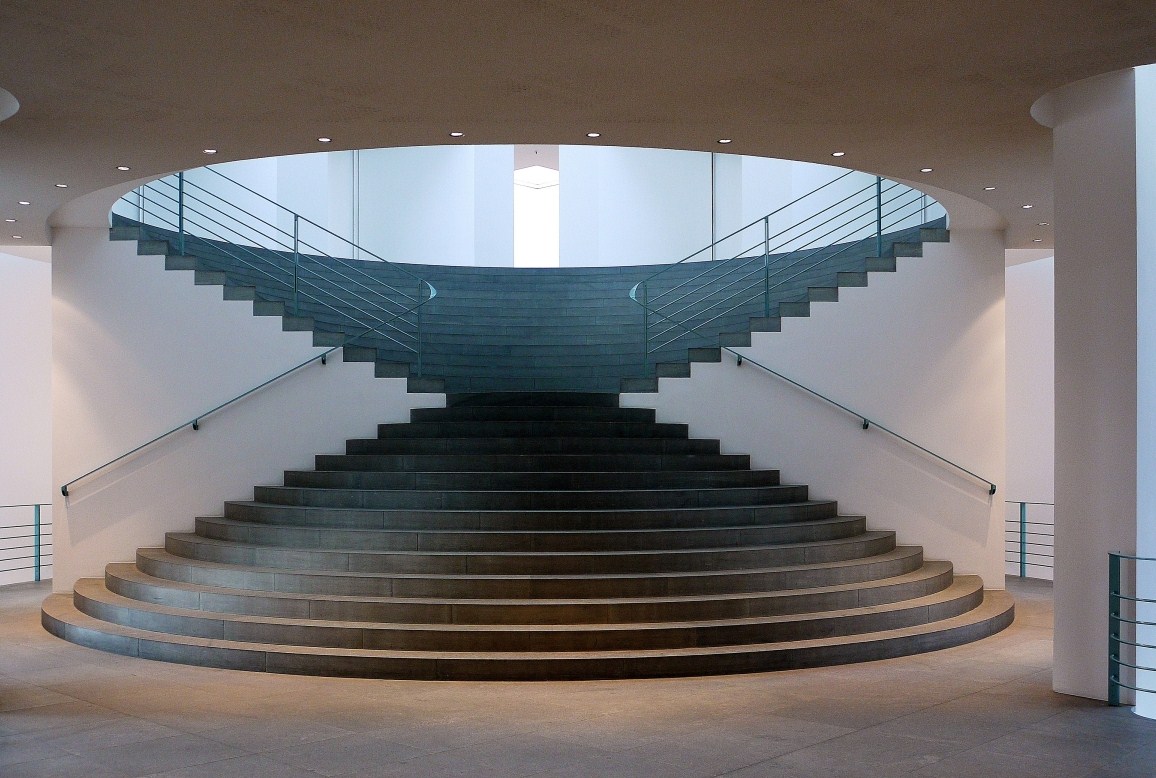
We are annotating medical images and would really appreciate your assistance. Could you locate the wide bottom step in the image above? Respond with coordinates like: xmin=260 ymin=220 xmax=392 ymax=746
xmin=42 ymin=590 xmax=1013 ymax=681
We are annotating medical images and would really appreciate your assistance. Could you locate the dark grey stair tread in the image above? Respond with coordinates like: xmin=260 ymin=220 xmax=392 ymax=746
xmin=221 ymin=499 xmax=841 ymax=530
xmin=69 ymin=576 xmax=985 ymax=651
xmin=164 ymin=530 xmax=896 ymax=574
xmin=314 ymin=453 xmax=753 ymax=472
xmin=251 ymin=483 xmax=810 ymax=510
xmin=104 ymin=560 xmax=955 ymax=624
xmin=133 ymin=545 xmax=925 ymax=598
xmin=42 ymin=590 xmax=1014 ymax=679
xmin=375 ymin=421 xmax=690 ymax=438
xmin=193 ymin=514 xmax=869 ymax=552
xmin=344 ymin=436 xmax=722 ymax=454
xmin=281 ymin=469 xmax=781 ymax=490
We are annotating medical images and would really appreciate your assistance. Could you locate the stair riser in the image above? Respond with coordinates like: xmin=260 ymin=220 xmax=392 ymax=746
xmin=345 ymin=438 xmax=721 ymax=455
xmin=315 ymin=453 xmax=753 ymax=472
xmin=194 ymin=516 xmax=868 ymax=552
xmin=106 ymin=563 xmax=952 ymax=625
xmin=410 ymin=407 xmax=654 ymax=423
xmin=72 ymin=585 xmax=983 ymax=653
xmin=282 ymin=469 xmax=781 ymax=491
xmin=376 ymin=422 xmax=689 ymax=438
xmin=165 ymin=533 xmax=896 ymax=575
xmin=136 ymin=548 xmax=923 ymax=598
xmin=222 ymin=500 xmax=838 ymax=530
xmin=251 ymin=485 xmax=810 ymax=510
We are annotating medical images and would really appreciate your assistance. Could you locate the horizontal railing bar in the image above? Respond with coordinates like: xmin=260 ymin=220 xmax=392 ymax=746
xmin=0 ymin=563 xmax=53 ymax=573
xmin=1109 ymin=595 xmax=1156 ymax=606
xmin=1111 ymin=639 xmax=1156 ymax=651
xmin=1003 ymin=501 xmax=1055 ymax=506
xmin=1108 ymin=678 xmax=1156 ymax=695
xmin=1110 ymin=552 xmax=1156 ymax=562
xmin=1109 ymin=657 xmax=1156 ymax=673
xmin=0 ymin=504 xmax=50 ymax=509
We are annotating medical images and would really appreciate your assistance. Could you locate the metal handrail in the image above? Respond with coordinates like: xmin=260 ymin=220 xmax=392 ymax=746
xmin=1109 ymin=552 xmax=1156 ymax=705
xmin=59 ymin=289 xmax=435 ymax=499
xmin=0 ymin=503 xmax=50 ymax=582
xmin=719 ymin=348 xmax=997 ymax=496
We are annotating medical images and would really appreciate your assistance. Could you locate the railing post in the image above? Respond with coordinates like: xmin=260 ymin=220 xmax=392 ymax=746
xmin=641 ymin=282 xmax=649 ymax=363
xmin=177 ymin=172 xmax=186 ymax=255
xmin=875 ymin=175 xmax=883 ymax=259
xmin=416 ymin=280 xmax=424 ymax=378
xmin=33 ymin=504 xmax=41 ymax=583
xmin=763 ymin=216 xmax=771 ymax=318
xmin=292 ymin=215 xmax=300 ymax=317
xmin=1109 ymin=553 xmax=1123 ymax=705
xmin=1019 ymin=502 xmax=1028 ymax=578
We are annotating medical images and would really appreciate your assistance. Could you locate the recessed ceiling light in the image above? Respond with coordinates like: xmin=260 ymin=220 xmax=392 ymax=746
xmin=54 ymin=183 xmax=68 ymax=188
xmin=1021 ymin=204 xmax=1033 ymax=209
xmin=717 ymin=138 xmax=733 ymax=144
xmin=449 ymin=131 xmax=465 ymax=138
xmin=203 ymin=149 xmax=217 ymax=155
xmin=586 ymin=132 xmax=601 ymax=138
xmin=17 ymin=200 xmax=30 ymax=205
xmin=11 ymin=235 xmax=21 ymax=239
xmin=831 ymin=151 xmax=846 ymax=157
xmin=1038 ymin=222 xmax=1050 ymax=226
xmin=4 ymin=219 xmax=15 ymax=223
xmin=317 ymin=137 xmax=332 ymax=143
xmin=983 ymin=186 xmax=996 ymax=191
xmin=116 ymin=165 xmax=131 ymax=171
xmin=920 ymin=168 xmax=933 ymax=173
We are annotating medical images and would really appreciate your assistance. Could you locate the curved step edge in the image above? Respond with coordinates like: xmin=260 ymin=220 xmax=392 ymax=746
xmin=41 ymin=590 xmax=1015 ymax=680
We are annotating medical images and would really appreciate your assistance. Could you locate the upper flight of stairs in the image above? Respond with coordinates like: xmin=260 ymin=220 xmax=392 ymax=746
xmin=110 ymin=215 xmax=949 ymax=394
xmin=43 ymin=392 xmax=1014 ymax=680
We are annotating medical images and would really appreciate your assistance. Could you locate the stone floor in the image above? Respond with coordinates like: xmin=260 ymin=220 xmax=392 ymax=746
xmin=1 ymin=577 xmax=1153 ymax=777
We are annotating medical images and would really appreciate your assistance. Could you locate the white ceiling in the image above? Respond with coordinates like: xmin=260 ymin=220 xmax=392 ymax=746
xmin=1 ymin=1 xmax=1154 ymax=249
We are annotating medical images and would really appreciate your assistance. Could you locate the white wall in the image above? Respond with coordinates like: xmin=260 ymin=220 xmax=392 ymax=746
xmin=52 ymin=227 xmax=443 ymax=592
xmin=558 ymin=146 xmax=713 ymax=266
xmin=1004 ymin=256 xmax=1055 ymax=579
xmin=0 ymin=250 xmax=53 ymax=585
xmin=623 ymin=228 xmax=1007 ymax=586
xmin=357 ymin=146 xmax=514 ymax=266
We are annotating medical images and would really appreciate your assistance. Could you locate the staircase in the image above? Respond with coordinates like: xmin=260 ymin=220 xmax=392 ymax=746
xmin=44 ymin=392 xmax=1013 ymax=680
xmin=110 ymin=215 xmax=947 ymax=394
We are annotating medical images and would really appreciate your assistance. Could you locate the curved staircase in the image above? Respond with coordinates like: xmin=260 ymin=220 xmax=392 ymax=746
xmin=44 ymin=392 xmax=1013 ymax=679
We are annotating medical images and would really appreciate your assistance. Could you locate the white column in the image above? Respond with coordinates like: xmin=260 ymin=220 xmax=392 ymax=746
xmin=1034 ymin=67 xmax=1156 ymax=710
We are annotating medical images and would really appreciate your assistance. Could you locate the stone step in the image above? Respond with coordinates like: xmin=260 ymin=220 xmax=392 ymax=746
xmin=221 ymin=499 xmax=840 ymax=531
xmin=281 ymin=468 xmax=781 ymax=491
xmin=104 ymin=559 xmax=952 ymax=625
xmin=133 ymin=545 xmax=924 ymax=598
xmin=409 ymin=405 xmax=653 ymax=423
xmin=249 ymin=483 xmax=811 ymax=510
xmin=41 ymin=589 xmax=1014 ymax=680
xmin=374 ymin=420 xmax=690 ymax=439
xmin=344 ymin=436 xmax=722 ymax=455
xmin=164 ymin=530 xmax=896 ymax=576
xmin=193 ymin=514 xmax=868 ymax=553
xmin=313 ymin=452 xmax=753 ymax=473
xmin=70 ymin=575 xmax=983 ymax=653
